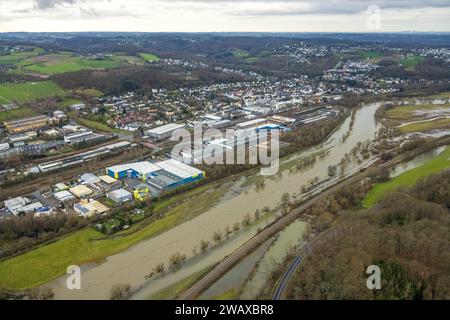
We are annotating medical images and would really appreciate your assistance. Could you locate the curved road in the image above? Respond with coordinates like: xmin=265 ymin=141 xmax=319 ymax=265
xmin=272 ymin=228 xmax=337 ymax=300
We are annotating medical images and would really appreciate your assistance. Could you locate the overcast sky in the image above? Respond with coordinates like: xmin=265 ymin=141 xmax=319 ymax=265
xmin=1 ymin=0 xmax=450 ymax=32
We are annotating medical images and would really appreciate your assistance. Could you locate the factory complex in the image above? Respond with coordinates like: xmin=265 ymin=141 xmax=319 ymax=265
xmin=107 ymin=159 xmax=205 ymax=191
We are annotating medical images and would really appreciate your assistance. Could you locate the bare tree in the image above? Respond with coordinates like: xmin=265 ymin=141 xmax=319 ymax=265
xmin=110 ymin=283 xmax=131 ymax=300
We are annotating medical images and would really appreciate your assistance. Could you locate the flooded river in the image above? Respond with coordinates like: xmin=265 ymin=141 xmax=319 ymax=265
xmin=49 ymin=102 xmax=383 ymax=299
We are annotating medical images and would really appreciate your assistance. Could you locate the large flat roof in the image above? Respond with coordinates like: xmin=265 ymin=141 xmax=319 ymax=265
xmin=156 ymin=159 xmax=203 ymax=179
xmin=236 ymin=118 xmax=266 ymax=128
xmin=108 ymin=161 xmax=161 ymax=175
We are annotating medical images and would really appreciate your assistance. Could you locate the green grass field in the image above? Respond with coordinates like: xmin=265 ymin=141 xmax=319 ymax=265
xmin=0 ymin=107 xmax=37 ymax=122
xmin=0 ymin=182 xmax=228 ymax=290
xmin=21 ymin=54 xmax=123 ymax=74
xmin=0 ymin=81 xmax=66 ymax=104
xmin=384 ymin=104 xmax=448 ymax=121
xmin=138 ymin=52 xmax=160 ymax=62
xmin=363 ymin=146 xmax=450 ymax=208
xmin=0 ymin=47 xmax=43 ymax=65
xmin=357 ymin=50 xmax=382 ymax=60
xmin=400 ymin=118 xmax=450 ymax=133
xmin=74 ymin=117 xmax=130 ymax=135
xmin=400 ymin=55 xmax=425 ymax=70
xmin=74 ymin=88 xmax=103 ymax=97
xmin=150 ymin=266 xmax=214 ymax=299
xmin=233 ymin=49 xmax=250 ymax=58
xmin=427 ymin=91 xmax=450 ymax=99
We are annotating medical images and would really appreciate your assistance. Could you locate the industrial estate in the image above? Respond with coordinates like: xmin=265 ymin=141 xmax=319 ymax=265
xmin=0 ymin=26 xmax=449 ymax=303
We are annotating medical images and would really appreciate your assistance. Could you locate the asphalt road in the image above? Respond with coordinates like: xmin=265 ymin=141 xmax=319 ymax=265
xmin=272 ymin=228 xmax=337 ymax=300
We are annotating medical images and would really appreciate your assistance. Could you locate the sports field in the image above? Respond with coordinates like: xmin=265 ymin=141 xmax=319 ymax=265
xmin=363 ymin=146 xmax=450 ymax=207
xmin=138 ymin=52 xmax=160 ymax=62
xmin=0 ymin=81 xmax=66 ymax=104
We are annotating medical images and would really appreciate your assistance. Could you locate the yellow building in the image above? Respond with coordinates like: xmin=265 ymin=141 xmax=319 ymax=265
xmin=4 ymin=115 xmax=49 ymax=134
xmin=133 ymin=185 xmax=150 ymax=201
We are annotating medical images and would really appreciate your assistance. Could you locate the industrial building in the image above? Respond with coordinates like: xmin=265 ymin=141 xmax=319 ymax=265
xmin=38 ymin=141 xmax=132 ymax=173
xmin=145 ymin=123 xmax=185 ymax=141
xmin=3 ymin=196 xmax=45 ymax=216
xmin=54 ymin=190 xmax=75 ymax=202
xmin=236 ymin=118 xmax=266 ymax=129
xmin=107 ymin=188 xmax=132 ymax=204
xmin=106 ymin=159 xmax=205 ymax=191
xmin=69 ymin=185 xmax=93 ymax=198
xmin=74 ymin=199 xmax=109 ymax=217
xmin=107 ymin=162 xmax=161 ymax=180
xmin=80 ymin=173 xmax=101 ymax=185
xmin=4 ymin=115 xmax=49 ymax=134
xmin=99 ymin=175 xmax=117 ymax=185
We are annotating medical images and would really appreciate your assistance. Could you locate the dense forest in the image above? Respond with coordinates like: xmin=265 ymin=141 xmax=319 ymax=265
xmin=286 ymin=170 xmax=450 ymax=299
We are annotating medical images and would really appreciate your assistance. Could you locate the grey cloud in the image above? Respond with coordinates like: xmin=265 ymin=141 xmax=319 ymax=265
xmin=166 ymin=0 xmax=450 ymax=15
xmin=34 ymin=0 xmax=77 ymax=10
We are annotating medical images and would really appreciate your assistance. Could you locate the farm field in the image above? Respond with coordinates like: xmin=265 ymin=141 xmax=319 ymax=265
xmin=138 ymin=52 xmax=160 ymax=62
xmin=0 ymin=107 xmax=37 ymax=122
xmin=400 ymin=55 xmax=424 ymax=70
xmin=400 ymin=118 xmax=450 ymax=133
xmin=363 ymin=146 xmax=450 ymax=207
xmin=233 ymin=49 xmax=250 ymax=58
xmin=385 ymin=104 xmax=450 ymax=121
xmin=0 ymin=181 xmax=227 ymax=290
xmin=0 ymin=47 xmax=43 ymax=65
xmin=19 ymin=53 xmax=124 ymax=74
xmin=357 ymin=50 xmax=382 ymax=60
xmin=232 ymin=49 xmax=265 ymax=63
xmin=0 ymin=81 xmax=66 ymax=104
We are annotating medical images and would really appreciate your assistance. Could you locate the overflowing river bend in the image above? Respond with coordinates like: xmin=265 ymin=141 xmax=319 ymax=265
xmin=50 ymin=102 xmax=382 ymax=299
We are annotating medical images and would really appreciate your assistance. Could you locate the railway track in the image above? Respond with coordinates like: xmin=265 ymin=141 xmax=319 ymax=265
xmin=179 ymin=139 xmax=450 ymax=300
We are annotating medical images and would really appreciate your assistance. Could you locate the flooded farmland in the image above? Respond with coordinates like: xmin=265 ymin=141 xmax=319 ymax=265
xmin=49 ymin=102 xmax=383 ymax=299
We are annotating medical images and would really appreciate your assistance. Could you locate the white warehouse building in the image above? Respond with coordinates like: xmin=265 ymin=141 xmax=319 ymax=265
xmin=145 ymin=123 xmax=185 ymax=141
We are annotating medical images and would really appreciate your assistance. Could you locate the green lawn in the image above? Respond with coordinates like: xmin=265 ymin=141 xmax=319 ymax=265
xmin=233 ymin=49 xmax=250 ymax=58
xmin=0 ymin=81 xmax=66 ymax=104
xmin=58 ymin=98 xmax=84 ymax=109
xmin=74 ymin=117 xmax=130 ymax=135
xmin=138 ymin=53 xmax=160 ymax=62
xmin=384 ymin=104 xmax=446 ymax=121
xmin=363 ymin=146 xmax=450 ymax=208
xmin=0 ymin=107 xmax=37 ymax=122
xmin=150 ymin=266 xmax=214 ymax=300
xmin=19 ymin=53 xmax=124 ymax=74
xmin=211 ymin=288 xmax=240 ymax=300
xmin=0 ymin=182 xmax=228 ymax=291
xmin=0 ymin=47 xmax=43 ymax=65
xmin=357 ymin=50 xmax=382 ymax=60
xmin=400 ymin=118 xmax=450 ymax=133
xmin=75 ymin=88 xmax=103 ymax=97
